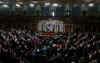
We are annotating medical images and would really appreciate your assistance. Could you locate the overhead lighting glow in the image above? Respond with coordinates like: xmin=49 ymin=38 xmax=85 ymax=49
xmin=32 ymin=1 xmax=38 ymax=3
xmin=18 ymin=2 xmax=23 ymax=4
xmin=2 ymin=4 xmax=9 ymax=8
xmin=52 ymin=3 xmax=59 ymax=7
xmin=29 ymin=3 xmax=35 ymax=7
xmin=16 ymin=4 xmax=21 ymax=8
xmin=0 ymin=1 xmax=4 ymax=4
xmin=45 ymin=2 xmax=51 ymax=6
xmin=88 ymin=3 xmax=94 ymax=7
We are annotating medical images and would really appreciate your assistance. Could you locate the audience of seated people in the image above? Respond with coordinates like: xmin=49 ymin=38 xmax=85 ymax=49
xmin=0 ymin=25 xmax=100 ymax=63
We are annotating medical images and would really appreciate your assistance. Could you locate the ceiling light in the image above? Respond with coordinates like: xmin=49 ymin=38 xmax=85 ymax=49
xmin=45 ymin=2 xmax=51 ymax=6
xmin=18 ymin=2 xmax=23 ymax=4
xmin=88 ymin=3 xmax=94 ymax=7
xmin=52 ymin=3 xmax=59 ymax=7
xmin=32 ymin=1 xmax=38 ymax=4
xmin=29 ymin=3 xmax=35 ymax=7
xmin=2 ymin=4 xmax=9 ymax=8
xmin=0 ymin=1 xmax=4 ymax=4
xmin=16 ymin=4 xmax=21 ymax=8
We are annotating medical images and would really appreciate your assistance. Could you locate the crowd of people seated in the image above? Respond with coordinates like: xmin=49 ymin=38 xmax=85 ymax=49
xmin=0 ymin=25 xmax=100 ymax=63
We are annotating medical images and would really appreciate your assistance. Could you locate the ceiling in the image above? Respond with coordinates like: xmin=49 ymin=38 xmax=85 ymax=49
xmin=0 ymin=0 xmax=99 ymax=3
xmin=16 ymin=0 xmax=98 ymax=3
